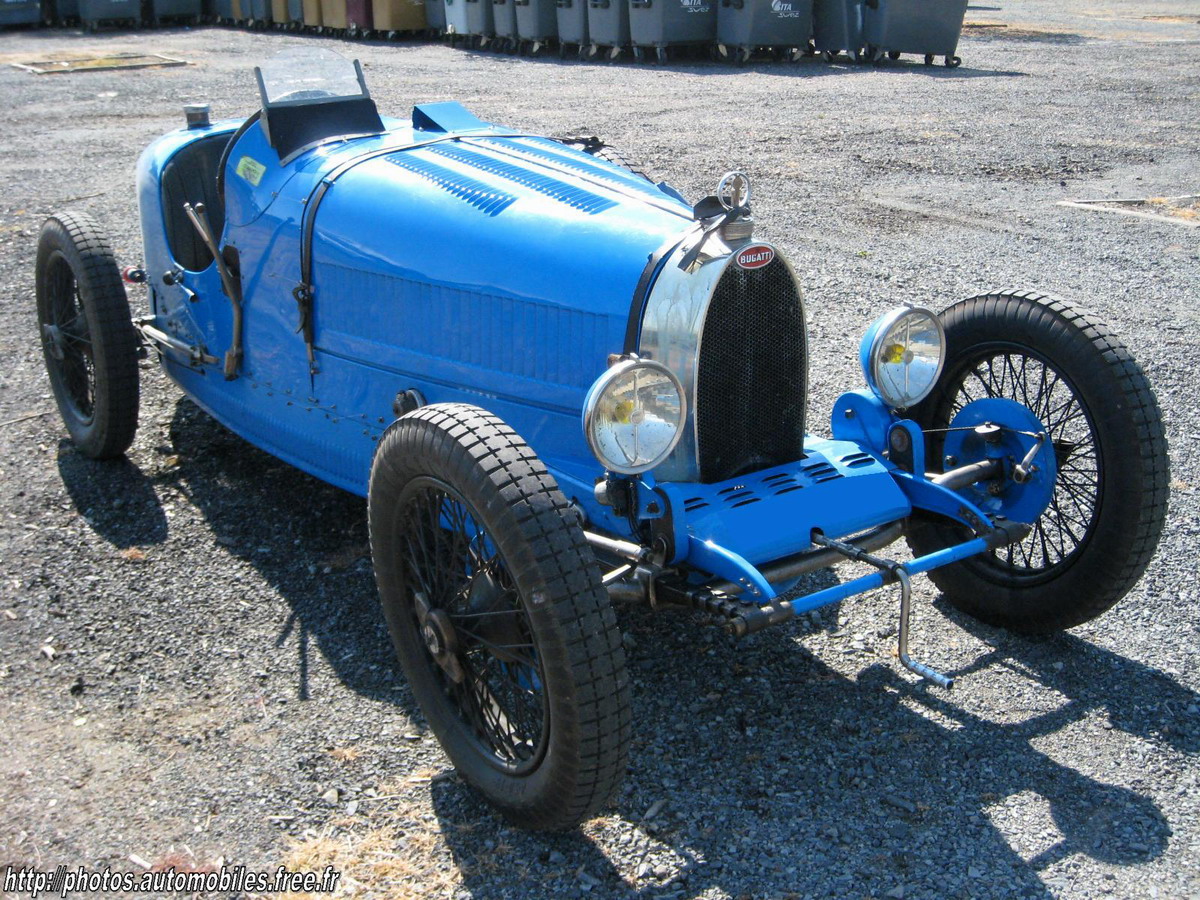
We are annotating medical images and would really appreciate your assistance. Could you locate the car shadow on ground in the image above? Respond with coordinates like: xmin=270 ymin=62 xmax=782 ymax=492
xmin=161 ymin=397 xmax=402 ymax=706
xmin=426 ymin=601 xmax=1193 ymax=899
xmin=149 ymin=398 xmax=1189 ymax=898
xmin=56 ymin=439 xmax=169 ymax=548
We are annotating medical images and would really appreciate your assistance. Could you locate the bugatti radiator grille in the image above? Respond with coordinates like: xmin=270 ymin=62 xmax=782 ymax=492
xmin=695 ymin=258 xmax=807 ymax=483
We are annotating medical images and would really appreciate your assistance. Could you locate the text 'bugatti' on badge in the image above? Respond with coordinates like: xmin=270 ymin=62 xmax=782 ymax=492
xmin=735 ymin=244 xmax=775 ymax=270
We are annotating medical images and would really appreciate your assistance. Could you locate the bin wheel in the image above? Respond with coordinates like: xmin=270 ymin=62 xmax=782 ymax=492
xmin=735 ymin=47 xmax=750 ymax=65
xmin=585 ymin=41 xmax=599 ymax=58
xmin=924 ymin=52 xmax=934 ymax=65
xmin=803 ymin=40 xmax=816 ymax=56
xmin=655 ymin=45 xmax=667 ymax=64
xmin=633 ymin=45 xmax=645 ymax=62
xmin=609 ymin=45 xmax=622 ymax=60
xmin=945 ymin=55 xmax=961 ymax=68
xmin=822 ymin=49 xmax=835 ymax=62
xmin=888 ymin=50 xmax=901 ymax=60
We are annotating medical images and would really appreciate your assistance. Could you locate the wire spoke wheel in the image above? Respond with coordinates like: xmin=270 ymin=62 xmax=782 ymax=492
xmin=36 ymin=211 xmax=139 ymax=459
xmin=370 ymin=404 xmax=630 ymax=829
xmin=397 ymin=477 xmax=549 ymax=773
xmin=42 ymin=252 xmax=98 ymax=421
xmin=909 ymin=291 xmax=1168 ymax=633
xmin=940 ymin=348 xmax=1100 ymax=580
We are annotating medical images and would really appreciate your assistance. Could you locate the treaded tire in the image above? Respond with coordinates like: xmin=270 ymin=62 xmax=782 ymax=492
xmin=369 ymin=404 xmax=631 ymax=830
xmin=555 ymin=135 xmax=656 ymax=183
xmin=908 ymin=290 xmax=1169 ymax=633
xmin=36 ymin=211 xmax=139 ymax=460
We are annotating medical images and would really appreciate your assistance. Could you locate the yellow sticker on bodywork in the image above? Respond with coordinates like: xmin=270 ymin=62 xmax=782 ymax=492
xmin=235 ymin=156 xmax=266 ymax=187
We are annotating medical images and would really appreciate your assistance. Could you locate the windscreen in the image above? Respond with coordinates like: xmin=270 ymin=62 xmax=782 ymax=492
xmin=255 ymin=48 xmax=368 ymax=108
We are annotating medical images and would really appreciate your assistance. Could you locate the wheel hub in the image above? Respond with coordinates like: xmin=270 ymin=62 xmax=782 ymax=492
xmin=421 ymin=621 xmax=443 ymax=656
xmin=943 ymin=398 xmax=1058 ymax=525
xmin=413 ymin=593 xmax=465 ymax=683
xmin=42 ymin=324 xmax=66 ymax=360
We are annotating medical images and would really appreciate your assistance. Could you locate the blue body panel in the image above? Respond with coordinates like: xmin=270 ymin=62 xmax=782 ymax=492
xmin=139 ymin=112 xmax=693 ymax=508
xmin=657 ymin=439 xmax=910 ymax=567
xmin=136 ymin=104 xmax=1052 ymax=603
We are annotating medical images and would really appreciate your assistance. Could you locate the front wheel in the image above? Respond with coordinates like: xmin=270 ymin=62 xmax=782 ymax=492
xmin=908 ymin=291 xmax=1169 ymax=632
xmin=369 ymin=404 xmax=631 ymax=829
xmin=36 ymin=211 xmax=140 ymax=459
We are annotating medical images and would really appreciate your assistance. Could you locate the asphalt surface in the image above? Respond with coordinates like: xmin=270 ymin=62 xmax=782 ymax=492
xmin=1 ymin=4 xmax=1198 ymax=898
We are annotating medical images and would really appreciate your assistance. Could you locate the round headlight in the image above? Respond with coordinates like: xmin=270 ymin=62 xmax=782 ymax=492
xmin=860 ymin=306 xmax=946 ymax=409
xmin=583 ymin=358 xmax=686 ymax=475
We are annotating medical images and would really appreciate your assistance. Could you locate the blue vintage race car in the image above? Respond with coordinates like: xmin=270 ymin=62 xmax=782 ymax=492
xmin=36 ymin=49 xmax=1168 ymax=830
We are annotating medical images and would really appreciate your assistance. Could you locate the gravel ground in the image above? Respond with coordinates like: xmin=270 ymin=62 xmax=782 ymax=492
xmin=1 ymin=5 xmax=1198 ymax=898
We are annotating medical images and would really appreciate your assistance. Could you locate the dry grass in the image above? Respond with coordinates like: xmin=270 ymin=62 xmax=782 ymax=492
xmin=267 ymin=772 xmax=490 ymax=900
xmin=1148 ymin=196 xmax=1199 ymax=221
xmin=276 ymin=824 xmax=465 ymax=900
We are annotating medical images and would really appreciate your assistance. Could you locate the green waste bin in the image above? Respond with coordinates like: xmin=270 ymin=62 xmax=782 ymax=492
xmin=862 ymin=0 xmax=966 ymax=66
xmin=629 ymin=0 xmax=717 ymax=63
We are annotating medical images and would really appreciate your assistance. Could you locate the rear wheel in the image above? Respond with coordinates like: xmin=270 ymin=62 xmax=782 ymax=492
xmin=556 ymin=135 xmax=656 ymax=183
xmin=36 ymin=211 xmax=139 ymax=459
xmin=908 ymin=291 xmax=1168 ymax=632
xmin=369 ymin=404 xmax=631 ymax=829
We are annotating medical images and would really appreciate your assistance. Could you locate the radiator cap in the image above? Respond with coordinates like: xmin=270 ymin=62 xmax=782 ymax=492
xmin=184 ymin=103 xmax=211 ymax=129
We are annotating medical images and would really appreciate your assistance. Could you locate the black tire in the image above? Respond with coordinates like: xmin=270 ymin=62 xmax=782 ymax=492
xmin=908 ymin=291 xmax=1169 ymax=632
xmin=369 ymin=404 xmax=631 ymax=830
xmin=36 ymin=212 xmax=139 ymax=460
xmin=555 ymin=135 xmax=656 ymax=183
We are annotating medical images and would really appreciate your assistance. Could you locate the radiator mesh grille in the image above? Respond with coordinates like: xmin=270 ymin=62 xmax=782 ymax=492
xmin=695 ymin=258 xmax=807 ymax=483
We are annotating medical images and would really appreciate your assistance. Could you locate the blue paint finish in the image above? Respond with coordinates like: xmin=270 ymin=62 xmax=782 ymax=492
xmin=781 ymin=534 xmax=992 ymax=615
xmin=891 ymin=467 xmax=996 ymax=532
xmin=943 ymin=397 xmax=1056 ymax=525
xmin=830 ymin=389 xmax=895 ymax=454
xmin=136 ymin=100 xmax=1035 ymax=600
xmin=136 ymin=120 xmax=241 ymax=343
xmin=687 ymin=536 xmax=775 ymax=600
xmin=412 ymin=100 xmax=490 ymax=133
xmin=888 ymin=419 xmax=925 ymax=473
xmin=384 ymin=154 xmax=518 ymax=216
xmin=486 ymin=137 xmax=690 ymax=207
xmin=658 ymin=438 xmax=911 ymax=567
xmin=422 ymin=143 xmax=620 ymax=214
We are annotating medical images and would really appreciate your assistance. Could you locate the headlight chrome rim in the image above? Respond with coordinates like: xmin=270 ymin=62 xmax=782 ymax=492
xmin=862 ymin=306 xmax=946 ymax=410
xmin=583 ymin=358 xmax=687 ymax=476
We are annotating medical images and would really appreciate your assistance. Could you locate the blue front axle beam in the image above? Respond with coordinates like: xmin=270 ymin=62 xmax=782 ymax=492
xmin=663 ymin=518 xmax=1031 ymax=638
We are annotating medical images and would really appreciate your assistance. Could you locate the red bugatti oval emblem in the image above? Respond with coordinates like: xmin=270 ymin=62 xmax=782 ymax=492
xmin=735 ymin=244 xmax=775 ymax=270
